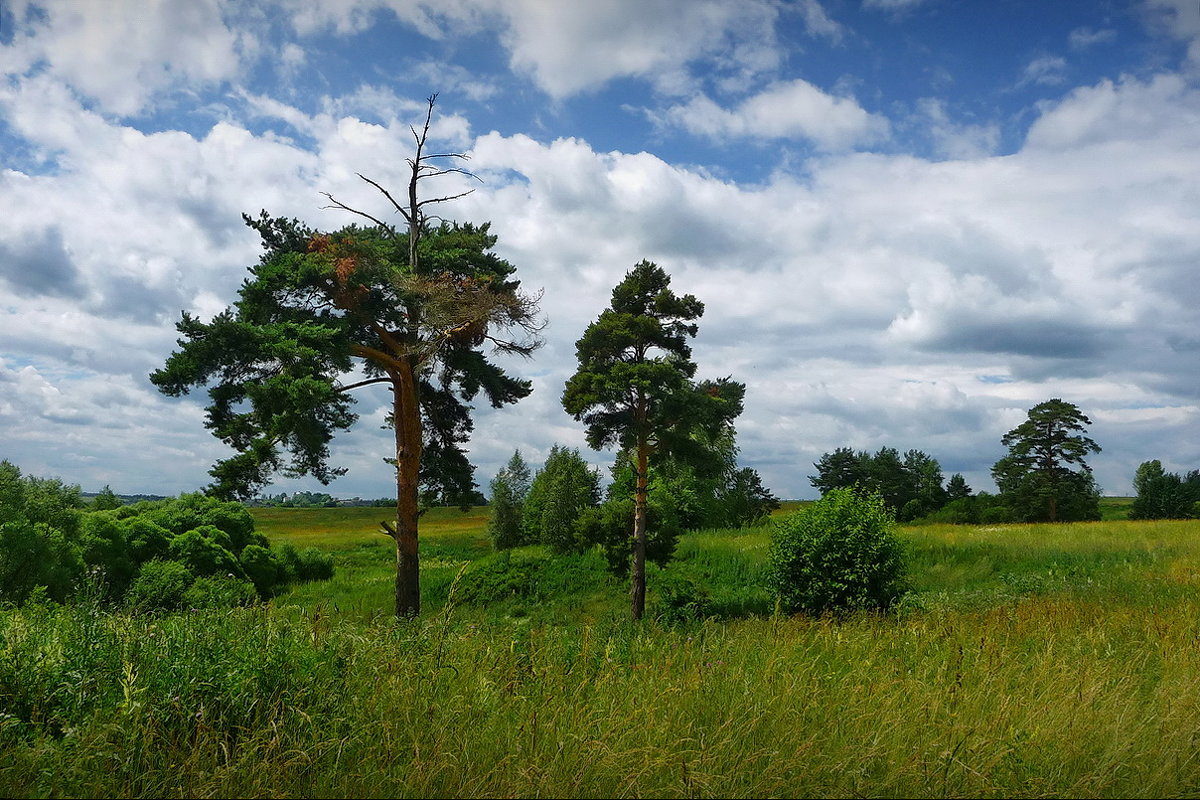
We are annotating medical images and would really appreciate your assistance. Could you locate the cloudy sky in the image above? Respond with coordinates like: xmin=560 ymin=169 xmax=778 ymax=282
xmin=1 ymin=0 xmax=1198 ymax=501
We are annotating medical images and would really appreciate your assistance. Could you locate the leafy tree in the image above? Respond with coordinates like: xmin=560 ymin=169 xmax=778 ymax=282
xmin=946 ymin=473 xmax=972 ymax=502
xmin=91 ymin=485 xmax=123 ymax=510
xmin=767 ymin=487 xmax=907 ymax=616
xmin=810 ymin=446 xmax=946 ymax=519
xmin=522 ymin=445 xmax=600 ymax=553
xmin=563 ymin=260 xmax=743 ymax=619
xmin=991 ymin=398 xmax=1101 ymax=522
xmin=151 ymin=97 xmax=542 ymax=617
xmin=1130 ymin=460 xmax=1196 ymax=520
xmin=488 ymin=450 xmax=532 ymax=549
xmin=713 ymin=466 xmax=780 ymax=527
xmin=810 ymin=448 xmax=868 ymax=495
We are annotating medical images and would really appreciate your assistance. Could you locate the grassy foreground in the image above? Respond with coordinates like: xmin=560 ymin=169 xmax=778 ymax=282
xmin=4 ymin=506 xmax=1200 ymax=798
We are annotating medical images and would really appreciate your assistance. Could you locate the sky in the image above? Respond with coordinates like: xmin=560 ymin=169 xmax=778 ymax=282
xmin=1 ymin=0 xmax=1198 ymax=501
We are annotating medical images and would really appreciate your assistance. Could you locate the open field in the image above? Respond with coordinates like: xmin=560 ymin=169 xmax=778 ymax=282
xmin=4 ymin=505 xmax=1200 ymax=798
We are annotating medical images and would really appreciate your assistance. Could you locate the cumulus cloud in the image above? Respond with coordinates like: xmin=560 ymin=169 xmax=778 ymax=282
xmin=656 ymin=80 xmax=890 ymax=150
xmin=2 ymin=0 xmax=244 ymax=116
xmin=495 ymin=0 xmax=782 ymax=98
xmin=2 ymin=4 xmax=1200 ymax=501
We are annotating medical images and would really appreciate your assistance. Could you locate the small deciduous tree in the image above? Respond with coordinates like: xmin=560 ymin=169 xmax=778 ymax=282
xmin=488 ymin=450 xmax=532 ymax=549
xmin=521 ymin=445 xmax=600 ymax=553
xmin=991 ymin=398 xmax=1101 ymax=523
xmin=562 ymin=261 xmax=743 ymax=619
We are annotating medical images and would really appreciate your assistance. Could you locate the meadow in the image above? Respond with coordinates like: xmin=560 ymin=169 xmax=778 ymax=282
xmin=8 ymin=499 xmax=1200 ymax=798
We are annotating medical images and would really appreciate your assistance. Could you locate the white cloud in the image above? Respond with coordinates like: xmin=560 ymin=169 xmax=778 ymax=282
xmin=1019 ymin=55 xmax=1068 ymax=87
xmin=657 ymin=80 xmax=890 ymax=149
xmin=915 ymin=98 xmax=1000 ymax=159
xmin=2 ymin=0 xmax=244 ymax=116
xmin=495 ymin=0 xmax=782 ymax=98
xmin=1144 ymin=0 xmax=1200 ymax=63
xmin=797 ymin=0 xmax=844 ymax=43
xmin=1068 ymin=26 xmax=1117 ymax=50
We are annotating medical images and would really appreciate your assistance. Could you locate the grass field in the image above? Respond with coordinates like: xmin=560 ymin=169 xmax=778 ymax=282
xmin=4 ymin=501 xmax=1200 ymax=798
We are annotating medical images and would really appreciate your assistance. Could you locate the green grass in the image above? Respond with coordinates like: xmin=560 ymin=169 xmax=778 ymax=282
xmin=6 ymin=507 xmax=1200 ymax=797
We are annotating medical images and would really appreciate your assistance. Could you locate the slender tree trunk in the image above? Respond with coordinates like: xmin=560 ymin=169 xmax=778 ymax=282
xmin=631 ymin=441 xmax=649 ymax=621
xmin=389 ymin=367 xmax=422 ymax=618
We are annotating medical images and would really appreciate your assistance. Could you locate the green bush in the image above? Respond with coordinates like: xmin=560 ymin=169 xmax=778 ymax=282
xmin=294 ymin=546 xmax=335 ymax=581
xmin=767 ymin=488 xmax=907 ymax=616
xmin=168 ymin=529 xmax=244 ymax=578
xmin=182 ymin=575 xmax=259 ymax=609
xmin=458 ymin=551 xmax=544 ymax=603
xmin=239 ymin=544 xmax=279 ymax=596
xmin=0 ymin=519 xmax=83 ymax=603
xmin=651 ymin=571 xmax=712 ymax=625
xmin=125 ymin=560 xmax=194 ymax=613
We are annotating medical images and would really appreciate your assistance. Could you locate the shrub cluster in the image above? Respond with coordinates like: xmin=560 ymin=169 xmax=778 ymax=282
xmin=0 ymin=461 xmax=333 ymax=611
xmin=767 ymin=487 xmax=907 ymax=616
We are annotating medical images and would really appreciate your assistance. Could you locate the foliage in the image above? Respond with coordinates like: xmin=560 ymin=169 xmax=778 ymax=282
xmin=487 ymin=450 xmax=532 ymax=549
xmin=577 ymin=489 xmax=685 ymax=577
xmin=181 ymin=575 xmax=259 ymax=609
xmin=124 ymin=560 xmax=194 ymax=613
xmin=1130 ymin=460 xmax=1198 ymax=520
xmin=810 ymin=446 xmax=947 ymax=520
xmin=90 ymin=485 xmax=123 ymax=510
xmin=521 ymin=445 xmax=600 ymax=553
xmin=151 ymin=99 xmax=542 ymax=619
xmin=0 ymin=463 xmax=331 ymax=608
xmin=767 ymin=487 xmax=907 ymax=615
xmin=992 ymin=398 xmax=1101 ymax=522
xmin=650 ymin=570 xmax=712 ymax=625
xmin=562 ymin=260 xmax=743 ymax=619
xmin=711 ymin=466 xmax=781 ymax=527
xmin=910 ymin=492 xmax=1013 ymax=525
xmin=945 ymin=473 xmax=972 ymax=501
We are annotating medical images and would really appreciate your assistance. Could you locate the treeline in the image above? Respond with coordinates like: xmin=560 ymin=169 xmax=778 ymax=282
xmin=812 ymin=399 xmax=1200 ymax=524
xmin=488 ymin=442 xmax=779 ymax=574
xmin=0 ymin=461 xmax=333 ymax=611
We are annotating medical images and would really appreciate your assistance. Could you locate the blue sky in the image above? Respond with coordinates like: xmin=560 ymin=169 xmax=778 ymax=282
xmin=1 ymin=0 xmax=1199 ymax=500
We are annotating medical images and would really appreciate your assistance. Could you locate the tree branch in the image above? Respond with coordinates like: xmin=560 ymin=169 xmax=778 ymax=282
xmin=336 ymin=376 xmax=395 ymax=393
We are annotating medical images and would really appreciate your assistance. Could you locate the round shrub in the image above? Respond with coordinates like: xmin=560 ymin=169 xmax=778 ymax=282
xmin=182 ymin=575 xmax=259 ymax=609
xmin=126 ymin=560 xmax=194 ymax=613
xmin=168 ymin=529 xmax=244 ymax=578
xmin=767 ymin=487 xmax=907 ymax=616
xmin=239 ymin=544 xmax=279 ymax=596
xmin=293 ymin=547 xmax=335 ymax=582
xmin=121 ymin=517 xmax=172 ymax=563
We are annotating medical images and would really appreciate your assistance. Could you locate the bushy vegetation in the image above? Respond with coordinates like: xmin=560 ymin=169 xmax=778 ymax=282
xmin=768 ymin=487 xmax=907 ymax=615
xmin=1130 ymin=460 xmax=1199 ymax=520
xmin=0 ymin=461 xmax=332 ymax=611
xmin=810 ymin=446 xmax=955 ymax=521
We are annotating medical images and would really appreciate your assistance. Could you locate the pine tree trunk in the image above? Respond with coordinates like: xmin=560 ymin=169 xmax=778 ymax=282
xmin=392 ymin=367 xmax=422 ymax=618
xmin=630 ymin=442 xmax=649 ymax=621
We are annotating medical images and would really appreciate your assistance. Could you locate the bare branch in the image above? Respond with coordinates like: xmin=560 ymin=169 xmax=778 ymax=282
xmin=320 ymin=192 xmax=396 ymax=233
xmin=415 ymin=190 xmax=475 ymax=208
xmin=356 ymin=173 xmax=411 ymax=222
xmin=335 ymin=376 xmax=394 ymax=393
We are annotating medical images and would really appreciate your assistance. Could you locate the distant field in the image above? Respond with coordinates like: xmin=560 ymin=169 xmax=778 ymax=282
xmin=251 ymin=505 xmax=491 ymax=549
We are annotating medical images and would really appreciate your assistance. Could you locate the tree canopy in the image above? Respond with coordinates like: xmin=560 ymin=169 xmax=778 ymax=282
xmin=562 ymin=260 xmax=743 ymax=619
xmin=991 ymin=398 xmax=1101 ymax=522
xmin=152 ymin=96 xmax=542 ymax=617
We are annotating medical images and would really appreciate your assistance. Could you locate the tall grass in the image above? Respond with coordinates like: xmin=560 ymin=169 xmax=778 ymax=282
xmin=5 ymin=511 xmax=1200 ymax=797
